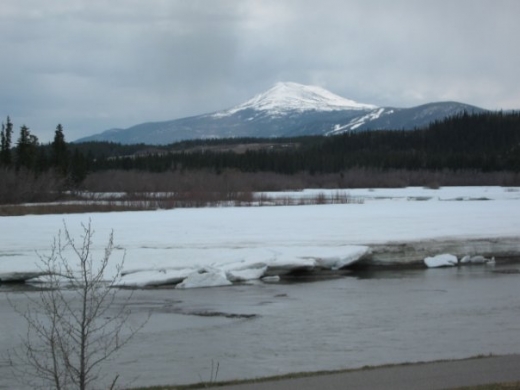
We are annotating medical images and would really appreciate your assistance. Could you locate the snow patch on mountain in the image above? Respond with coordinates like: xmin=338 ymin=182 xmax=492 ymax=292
xmin=213 ymin=82 xmax=377 ymax=118
xmin=328 ymin=108 xmax=389 ymax=134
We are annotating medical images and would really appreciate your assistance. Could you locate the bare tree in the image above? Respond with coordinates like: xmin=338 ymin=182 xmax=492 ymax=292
xmin=9 ymin=221 xmax=146 ymax=390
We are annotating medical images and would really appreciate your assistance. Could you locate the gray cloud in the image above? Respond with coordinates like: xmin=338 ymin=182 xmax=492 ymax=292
xmin=1 ymin=0 xmax=519 ymax=142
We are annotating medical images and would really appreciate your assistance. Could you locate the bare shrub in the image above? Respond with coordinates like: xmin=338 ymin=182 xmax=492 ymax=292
xmin=10 ymin=167 xmax=519 ymax=214
xmin=253 ymin=190 xmax=359 ymax=207
xmin=0 ymin=202 xmax=158 ymax=216
xmin=0 ymin=168 xmax=66 ymax=205
xmin=7 ymin=221 xmax=147 ymax=390
xmin=82 ymin=170 xmax=308 ymax=194
xmin=424 ymin=181 xmax=441 ymax=190
xmin=314 ymin=192 xmax=327 ymax=205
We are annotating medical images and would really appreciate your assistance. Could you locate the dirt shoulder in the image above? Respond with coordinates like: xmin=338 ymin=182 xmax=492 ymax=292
xmin=204 ymin=355 xmax=520 ymax=390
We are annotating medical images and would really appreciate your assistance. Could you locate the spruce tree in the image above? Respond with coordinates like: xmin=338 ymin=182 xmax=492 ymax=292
xmin=0 ymin=116 xmax=13 ymax=166
xmin=51 ymin=124 xmax=68 ymax=175
xmin=16 ymin=125 xmax=39 ymax=171
xmin=70 ymin=148 xmax=88 ymax=184
xmin=0 ymin=123 xmax=5 ymax=165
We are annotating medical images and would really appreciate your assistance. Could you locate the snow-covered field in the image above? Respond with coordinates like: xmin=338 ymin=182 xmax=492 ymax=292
xmin=1 ymin=186 xmax=520 ymax=287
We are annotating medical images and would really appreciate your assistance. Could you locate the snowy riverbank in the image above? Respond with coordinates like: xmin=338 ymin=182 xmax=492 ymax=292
xmin=1 ymin=186 xmax=520 ymax=287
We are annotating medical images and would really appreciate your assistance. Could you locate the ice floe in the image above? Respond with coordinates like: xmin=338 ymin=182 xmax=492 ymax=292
xmin=311 ymin=246 xmax=371 ymax=270
xmin=424 ymin=254 xmax=458 ymax=268
xmin=460 ymin=255 xmax=495 ymax=265
xmin=176 ymin=268 xmax=232 ymax=289
xmin=114 ymin=246 xmax=370 ymax=287
xmin=0 ymin=246 xmax=371 ymax=287
xmin=225 ymin=266 xmax=268 ymax=282
xmin=115 ymin=268 xmax=194 ymax=288
xmin=424 ymin=253 xmax=497 ymax=268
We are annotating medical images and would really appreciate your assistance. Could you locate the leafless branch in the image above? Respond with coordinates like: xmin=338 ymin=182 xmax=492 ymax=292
xmin=7 ymin=220 xmax=149 ymax=389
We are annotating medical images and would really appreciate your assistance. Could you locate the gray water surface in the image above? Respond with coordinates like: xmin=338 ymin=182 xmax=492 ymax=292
xmin=1 ymin=266 xmax=519 ymax=389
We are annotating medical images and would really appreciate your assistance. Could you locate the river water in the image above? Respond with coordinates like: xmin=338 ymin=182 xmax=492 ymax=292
xmin=1 ymin=265 xmax=519 ymax=389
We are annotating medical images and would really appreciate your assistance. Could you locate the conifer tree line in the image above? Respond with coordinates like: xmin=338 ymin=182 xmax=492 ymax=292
xmin=2 ymin=111 xmax=520 ymax=189
xmin=0 ymin=117 xmax=88 ymax=184
xmin=88 ymin=111 xmax=520 ymax=174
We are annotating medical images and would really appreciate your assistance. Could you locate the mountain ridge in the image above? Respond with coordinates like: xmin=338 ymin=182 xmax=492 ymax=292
xmin=76 ymin=82 xmax=486 ymax=145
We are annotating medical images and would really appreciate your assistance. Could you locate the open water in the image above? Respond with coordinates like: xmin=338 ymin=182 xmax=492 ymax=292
xmin=1 ymin=265 xmax=519 ymax=389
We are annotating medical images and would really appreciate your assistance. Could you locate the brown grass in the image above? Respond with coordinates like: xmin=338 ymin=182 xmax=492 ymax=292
xmin=0 ymin=203 xmax=152 ymax=216
xmin=2 ymin=167 xmax=519 ymax=215
xmin=0 ymin=190 xmax=361 ymax=216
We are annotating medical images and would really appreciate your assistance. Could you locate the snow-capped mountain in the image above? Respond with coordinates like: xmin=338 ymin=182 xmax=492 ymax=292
xmin=76 ymin=82 xmax=486 ymax=145
xmin=213 ymin=82 xmax=377 ymax=117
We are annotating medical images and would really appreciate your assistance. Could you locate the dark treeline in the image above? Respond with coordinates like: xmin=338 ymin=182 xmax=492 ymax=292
xmin=89 ymin=111 xmax=520 ymax=174
xmin=2 ymin=111 xmax=520 ymax=204
xmin=0 ymin=118 xmax=91 ymax=203
xmin=1 ymin=117 xmax=89 ymax=183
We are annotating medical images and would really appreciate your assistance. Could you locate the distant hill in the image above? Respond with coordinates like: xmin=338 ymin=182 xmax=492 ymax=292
xmin=86 ymin=111 xmax=520 ymax=175
xmin=76 ymin=82 xmax=486 ymax=145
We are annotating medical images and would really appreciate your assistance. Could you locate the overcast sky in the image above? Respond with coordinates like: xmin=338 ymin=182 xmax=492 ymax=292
xmin=1 ymin=0 xmax=519 ymax=142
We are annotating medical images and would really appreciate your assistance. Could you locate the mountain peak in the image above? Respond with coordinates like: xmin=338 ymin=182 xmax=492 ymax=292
xmin=213 ymin=82 xmax=377 ymax=117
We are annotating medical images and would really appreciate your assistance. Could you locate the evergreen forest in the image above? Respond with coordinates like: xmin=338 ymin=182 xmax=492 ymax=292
xmin=1 ymin=111 xmax=520 ymax=206
xmin=80 ymin=111 xmax=520 ymax=174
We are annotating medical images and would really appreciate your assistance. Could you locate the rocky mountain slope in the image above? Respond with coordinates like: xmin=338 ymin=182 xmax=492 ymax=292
xmin=76 ymin=82 xmax=485 ymax=145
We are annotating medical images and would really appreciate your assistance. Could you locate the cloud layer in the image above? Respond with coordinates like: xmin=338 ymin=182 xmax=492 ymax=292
xmin=1 ymin=0 xmax=519 ymax=141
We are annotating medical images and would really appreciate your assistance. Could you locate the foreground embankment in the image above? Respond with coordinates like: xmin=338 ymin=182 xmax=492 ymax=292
xmin=196 ymin=354 xmax=520 ymax=390
xmin=363 ymin=236 xmax=520 ymax=266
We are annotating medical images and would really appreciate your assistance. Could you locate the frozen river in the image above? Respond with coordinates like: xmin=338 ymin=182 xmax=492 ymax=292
xmin=1 ymin=264 xmax=519 ymax=389
xmin=1 ymin=186 xmax=520 ymax=388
